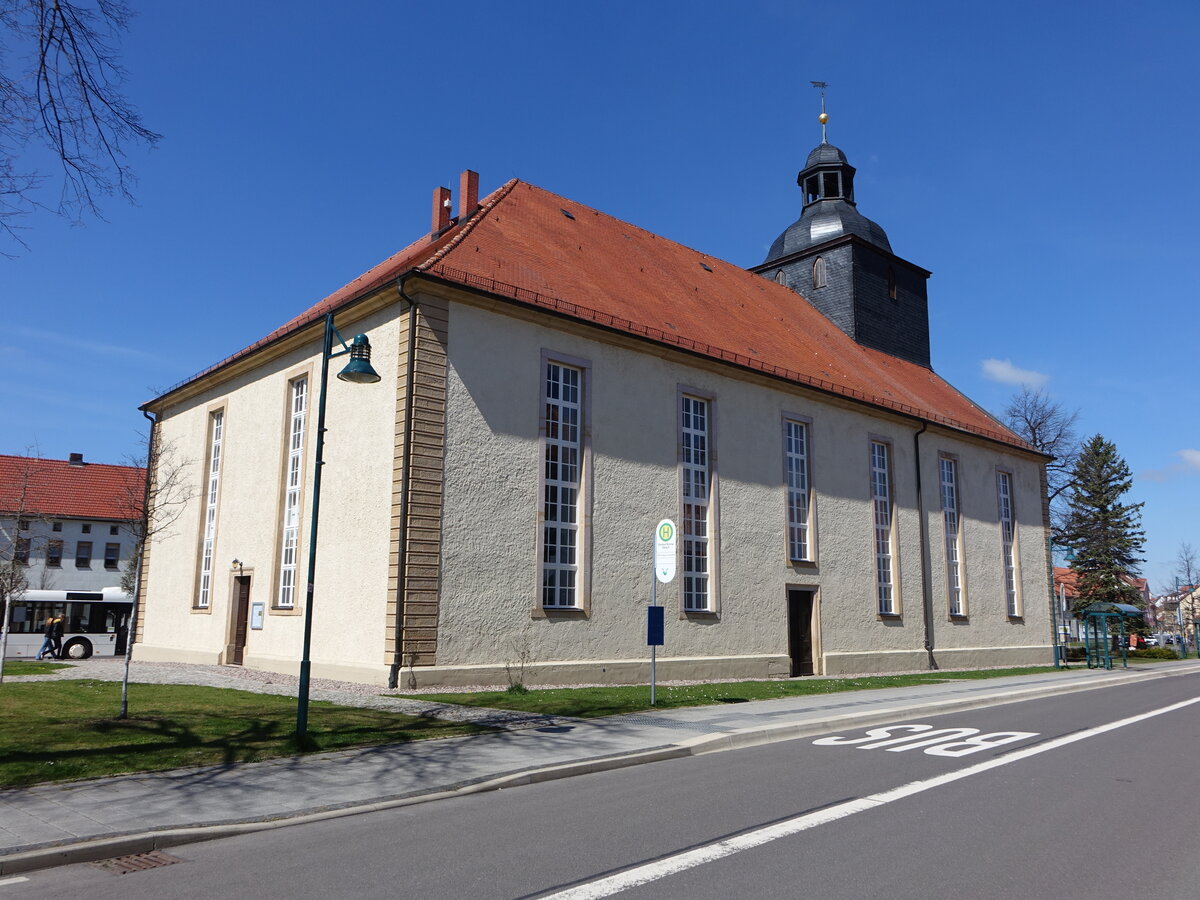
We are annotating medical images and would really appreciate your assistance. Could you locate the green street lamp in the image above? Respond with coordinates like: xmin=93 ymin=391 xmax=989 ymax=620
xmin=296 ymin=312 xmax=381 ymax=743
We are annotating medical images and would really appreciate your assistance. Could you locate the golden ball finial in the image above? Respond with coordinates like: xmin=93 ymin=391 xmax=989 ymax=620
xmin=819 ymin=112 xmax=829 ymax=125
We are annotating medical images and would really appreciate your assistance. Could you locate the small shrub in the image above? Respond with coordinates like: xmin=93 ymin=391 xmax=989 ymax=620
xmin=506 ymin=682 xmax=530 ymax=695
xmin=1128 ymin=647 xmax=1180 ymax=660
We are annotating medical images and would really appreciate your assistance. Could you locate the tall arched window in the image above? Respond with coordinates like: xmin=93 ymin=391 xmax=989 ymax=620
xmin=887 ymin=266 xmax=897 ymax=300
xmin=775 ymin=269 xmax=789 ymax=287
xmin=812 ymin=256 xmax=827 ymax=289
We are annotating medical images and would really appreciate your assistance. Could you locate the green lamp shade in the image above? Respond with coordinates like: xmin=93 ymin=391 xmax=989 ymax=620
xmin=337 ymin=334 xmax=382 ymax=384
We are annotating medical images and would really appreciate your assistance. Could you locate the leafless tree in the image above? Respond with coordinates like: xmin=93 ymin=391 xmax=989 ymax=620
xmin=1003 ymin=387 xmax=1080 ymax=544
xmin=1 ymin=0 xmax=160 ymax=249
xmin=0 ymin=454 xmax=39 ymax=682
xmin=1168 ymin=542 xmax=1200 ymax=628
xmin=115 ymin=426 xmax=193 ymax=717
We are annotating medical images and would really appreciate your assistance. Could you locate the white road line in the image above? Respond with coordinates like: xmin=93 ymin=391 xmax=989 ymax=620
xmin=543 ymin=695 xmax=1200 ymax=900
xmin=0 ymin=877 xmax=29 ymax=887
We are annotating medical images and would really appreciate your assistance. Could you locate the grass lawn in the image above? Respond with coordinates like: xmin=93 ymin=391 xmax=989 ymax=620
xmin=0 ymin=680 xmax=492 ymax=788
xmin=396 ymin=666 xmax=1061 ymax=719
xmin=1 ymin=660 xmax=73 ymax=676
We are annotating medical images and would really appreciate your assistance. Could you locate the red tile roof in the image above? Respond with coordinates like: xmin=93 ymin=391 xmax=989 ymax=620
xmin=0 ymin=455 xmax=145 ymax=521
xmin=155 ymin=178 xmax=1029 ymax=450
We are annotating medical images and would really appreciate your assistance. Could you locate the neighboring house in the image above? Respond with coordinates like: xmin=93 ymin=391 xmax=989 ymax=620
xmin=1055 ymin=567 xmax=1150 ymax=641
xmin=1052 ymin=567 xmax=1080 ymax=640
xmin=0 ymin=453 xmax=145 ymax=594
xmin=136 ymin=137 xmax=1053 ymax=688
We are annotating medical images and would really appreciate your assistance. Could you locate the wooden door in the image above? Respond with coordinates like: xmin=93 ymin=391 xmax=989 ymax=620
xmin=230 ymin=576 xmax=251 ymax=665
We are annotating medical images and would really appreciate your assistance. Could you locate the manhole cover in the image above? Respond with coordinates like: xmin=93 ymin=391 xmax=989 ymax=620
xmin=92 ymin=850 xmax=182 ymax=875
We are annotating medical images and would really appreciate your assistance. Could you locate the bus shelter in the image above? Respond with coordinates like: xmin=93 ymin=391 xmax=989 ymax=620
xmin=1080 ymin=602 xmax=1143 ymax=670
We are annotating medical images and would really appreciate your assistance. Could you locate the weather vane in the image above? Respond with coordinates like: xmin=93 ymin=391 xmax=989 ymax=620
xmin=811 ymin=81 xmax=829 ymax=142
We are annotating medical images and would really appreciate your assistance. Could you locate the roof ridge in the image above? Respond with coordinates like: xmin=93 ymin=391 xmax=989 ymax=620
xmin=0 ymin=454 xmax=144 ymax=471
xmin=417 ymin=178 xmax=521 ymax=273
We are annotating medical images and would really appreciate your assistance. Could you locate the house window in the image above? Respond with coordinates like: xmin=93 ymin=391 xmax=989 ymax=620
xmin=110 ymin=525 xmax=119 ymax=536
xmin=17 ymin=519 xmax=29 ymax=530
xmin=14 ymin=537 xmax=31 ymax=565
xmin=197 ymin=410 xmax=224 ymax=609
xmin=46 ymin=540 xmax=63 ymax=567
xmin=775 ymin=269 xmax=788 ymax=287
xmin=75 ymin=540 xmax=93 ymax=568
xmin=812 ymin=256 xmax=827 ymax=289
xmin=681 ymin=395 xmax=712 ymax=611
xmin=52 ymin=522 xmax=62 ymax=532
xmin=277 ymin=378 xmax=307 ymax=609
xmin=104 ymin=542 xmax=120 ymax=570
xmin=81 ymin=523 xmax=91 ymax=534
xmin=785 ymin=419 xmax=812 ymax=562
xmin=940 ymin=457 xmax=964 ymax=616
xmin=871 ymin=440 xmax=896 ymax=615
xmin=998 ymin=471 xmax=1021 ymax=617
xmin=541 ymin=362 xmax=583 ymax=608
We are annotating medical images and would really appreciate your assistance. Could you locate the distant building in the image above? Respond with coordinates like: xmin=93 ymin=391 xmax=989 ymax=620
xmin=0 ymin=453 xmax=145 ymax=595
xmin=137 ymin=136 xmax=1054 ymax=687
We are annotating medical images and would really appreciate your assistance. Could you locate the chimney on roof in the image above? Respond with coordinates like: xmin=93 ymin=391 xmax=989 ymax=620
xmin=459 ymin=170 xmax=479 ymax=218
xmin=68 ymin=452 xmax=84 ymax=466
xmin=432 ymin=185 xmax=451 ymax=234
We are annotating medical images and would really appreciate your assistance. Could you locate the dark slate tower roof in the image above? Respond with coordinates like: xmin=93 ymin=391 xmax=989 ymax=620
xmin=752 ymin=133 xmax=932 ymax=368
xmin=764 ymin=140 xmax=891 ymax=262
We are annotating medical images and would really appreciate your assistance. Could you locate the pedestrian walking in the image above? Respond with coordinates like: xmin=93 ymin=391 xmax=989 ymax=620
xmin=50 ymin=615 xmax=64 ymax=659
xmin=35 ymin=617 xmax=56 ymax=660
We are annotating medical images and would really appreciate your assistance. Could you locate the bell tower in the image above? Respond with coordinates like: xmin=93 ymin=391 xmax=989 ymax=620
xmin=752 ymin=89 xmax=932 ymax=368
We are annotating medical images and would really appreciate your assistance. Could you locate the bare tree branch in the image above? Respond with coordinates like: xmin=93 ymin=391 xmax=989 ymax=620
xmin=0 ymin=0 xmax=160 ymax=249
xmin=1003 ymin=386 xmax=1081 ymax=544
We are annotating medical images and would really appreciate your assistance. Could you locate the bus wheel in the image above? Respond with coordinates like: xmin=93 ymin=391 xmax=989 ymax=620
xmin=63 ymin=639 xmax=93 ymax=660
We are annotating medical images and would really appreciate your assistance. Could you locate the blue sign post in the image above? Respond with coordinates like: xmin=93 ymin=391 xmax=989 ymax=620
xmin=647 ymin=605 xmax=665 ymax=646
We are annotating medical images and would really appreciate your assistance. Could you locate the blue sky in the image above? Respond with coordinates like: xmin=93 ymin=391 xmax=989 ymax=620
xmin=2 ymin=0 xmax=1196 ymax=591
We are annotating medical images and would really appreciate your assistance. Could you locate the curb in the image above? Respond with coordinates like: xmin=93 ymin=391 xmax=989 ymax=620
xmin=2 ymin=664 xmax=1195 ymax=876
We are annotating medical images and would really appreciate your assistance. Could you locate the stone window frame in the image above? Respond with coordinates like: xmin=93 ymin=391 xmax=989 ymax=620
xmin=781 ymin=412 xmax=817 ymax=565
xmin=533 ymin=349 xmax=593 ymax=619
xmin=677 ymin=384 xmax=720 ymax=617
xmin=868 ymin=435 xmax=900 ymax=618
xmin=938 ymin=452 xmax=967 ymax=618
xmin=996 ymin=467 xmax=1023 ymax=619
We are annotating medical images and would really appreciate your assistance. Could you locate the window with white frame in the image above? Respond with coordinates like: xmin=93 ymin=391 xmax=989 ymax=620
xmin=542 ymin=362 xmax=582 ymax=608
xmin=940 ymin=457 xmax=964 ymax=616
xmin=871 ymin=440 xmax=895 ymax=615
xmin=197 ymin=410 xmax=224 ymax=609
xmin=277 ymin=377 xmax=307 ymax=609
xmin=997 ymin=471 xmax=1020 ymax=616
xmin=785 ymin=419 xmax=811 ymax=562
xmin=681 ymin=395 xmax=712 ymax=611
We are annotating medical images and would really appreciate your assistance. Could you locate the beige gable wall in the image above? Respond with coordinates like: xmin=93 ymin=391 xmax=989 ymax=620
xmin=137 ymin=306 xmax=402 ymax=679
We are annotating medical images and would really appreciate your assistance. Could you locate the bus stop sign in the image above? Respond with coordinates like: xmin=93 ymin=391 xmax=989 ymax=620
xmin=655 ymin=519 xmax=677 ymax=583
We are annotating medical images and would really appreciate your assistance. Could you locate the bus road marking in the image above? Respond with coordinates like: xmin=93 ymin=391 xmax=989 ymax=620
xmin=541 ymin=695 xmax=1200 ymax=899
xmin=812 ymin=724 xmax=1040 ymax=756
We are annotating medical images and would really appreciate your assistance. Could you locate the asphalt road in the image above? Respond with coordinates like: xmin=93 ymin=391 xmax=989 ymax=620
xmin=8 ymin=670 xmax=1200 ymax=899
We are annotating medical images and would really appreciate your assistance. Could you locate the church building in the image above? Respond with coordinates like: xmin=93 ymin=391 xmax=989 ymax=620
xmin=135 ymin=128 xmax=1052 ymax=687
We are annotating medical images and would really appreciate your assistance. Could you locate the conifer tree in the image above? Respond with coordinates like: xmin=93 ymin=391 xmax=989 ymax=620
xmin=1061 ymin=434 xmax=1145 ymax=616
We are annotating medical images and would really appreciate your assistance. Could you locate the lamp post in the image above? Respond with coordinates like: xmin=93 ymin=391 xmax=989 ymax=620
xmin=296 ymin=312 xmax=381 ymax=742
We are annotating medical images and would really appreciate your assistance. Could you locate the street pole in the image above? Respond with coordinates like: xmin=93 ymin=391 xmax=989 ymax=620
xmin=296 ymin=315 xmax=334 ymax=742
xmin=295 ymin=313 xmax=380 ymax=744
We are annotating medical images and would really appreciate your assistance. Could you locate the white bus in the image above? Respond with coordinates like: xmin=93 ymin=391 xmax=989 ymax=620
xmin=3 ymin=588 xmax=133 ymax=659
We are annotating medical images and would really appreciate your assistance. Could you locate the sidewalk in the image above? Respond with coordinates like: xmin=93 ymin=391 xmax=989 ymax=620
xmin=3 ymin=660 xmax=1198 ymax=875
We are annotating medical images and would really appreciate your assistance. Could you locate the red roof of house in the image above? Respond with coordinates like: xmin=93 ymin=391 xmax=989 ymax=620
xmin=0 ymin=455 xmax=145 ymax=521
xmin=156 ymin=178 xmax=1029 ymax=450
